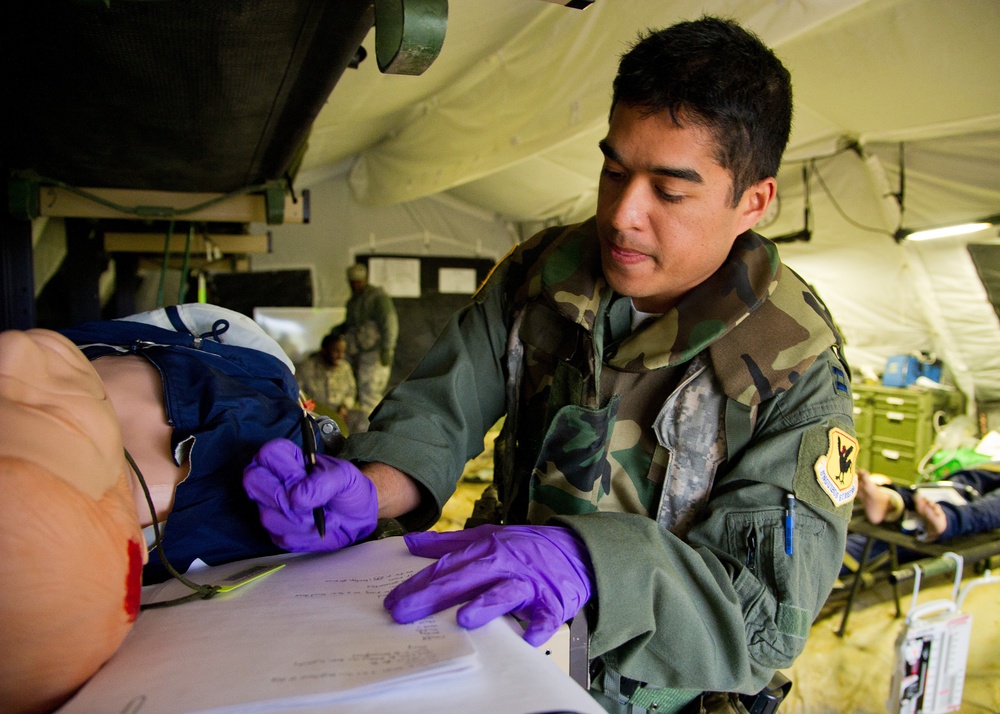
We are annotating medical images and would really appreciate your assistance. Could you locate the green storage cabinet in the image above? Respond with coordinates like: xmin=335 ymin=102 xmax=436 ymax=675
xmin=850 ymin=383 xmax=965 ymax=485
xmin=851 ymin=394 xmax=874 ymax=472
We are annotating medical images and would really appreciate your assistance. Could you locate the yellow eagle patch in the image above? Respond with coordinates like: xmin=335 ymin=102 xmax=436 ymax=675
xmin=814 ymin=427 xmax=858 ymax=507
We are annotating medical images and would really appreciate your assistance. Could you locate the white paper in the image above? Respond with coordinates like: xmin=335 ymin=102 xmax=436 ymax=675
xmin=59 ymin=538 xmax=476 ymax=714
xmin=287 ymin=617 xmax=606 ymax=714
xmin=438 ymin=267 xmax=478 ymax=294
xmin=368 ymin=257 xmax=421 ymax=298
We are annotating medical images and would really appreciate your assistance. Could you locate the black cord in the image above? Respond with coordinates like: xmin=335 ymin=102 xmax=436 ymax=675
xmin=178 ymin=222 xmax=193 ymax=304
xmin=124 ymin=449 xmax=221 ymax=609
xmin=156 ymin=220 xmax=174 ymax=309
xmin=34 ymin=173 xmax=280 ymax=219
xmin=778 ymin=140 xmax=897 ymax=238
xmin=812 ymin=161 xmax=894 ymax=237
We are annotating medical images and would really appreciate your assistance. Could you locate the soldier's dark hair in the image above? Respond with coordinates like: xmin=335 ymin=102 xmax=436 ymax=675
xmin=611 ymin=16 xmax=792 ymax=207
xmin=321 ymin=330 xmax=345 ymax=349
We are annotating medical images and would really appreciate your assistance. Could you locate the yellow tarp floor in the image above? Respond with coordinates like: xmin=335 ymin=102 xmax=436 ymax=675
xmin=784 ymin=572 xmax=1000 ymax=714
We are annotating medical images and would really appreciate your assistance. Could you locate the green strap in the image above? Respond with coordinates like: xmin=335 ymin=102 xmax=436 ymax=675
xmin=628 ymin=685 xmax=701 ymax=713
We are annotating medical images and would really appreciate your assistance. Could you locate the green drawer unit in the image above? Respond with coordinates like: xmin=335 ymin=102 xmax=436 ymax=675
xmin=852 ymin=397 xmax=874 ymax=440
xmin=850 ymin=383 xmax=965 ymax=485
xmin=851 ymin=391 xmax=874 ymax=472
xmin=873 ymin=407 xmax=922 ymax=444
xmin=869 ymin=438 xmax=919 ymax=483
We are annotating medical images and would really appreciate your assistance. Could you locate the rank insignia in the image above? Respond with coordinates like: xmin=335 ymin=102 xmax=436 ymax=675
xmin=814 ymin=427 xmax=858 ymax=506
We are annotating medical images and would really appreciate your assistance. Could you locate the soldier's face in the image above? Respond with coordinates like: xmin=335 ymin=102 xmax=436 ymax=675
xmin=328 ymin=339 xmax=346 ymax=365
xmin=596 ymin=104 xmax=774 ymax=313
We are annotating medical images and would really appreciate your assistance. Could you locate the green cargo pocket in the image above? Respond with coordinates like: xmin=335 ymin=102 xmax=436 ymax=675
xmin=727 ymin=508 xmax=823 ymax=668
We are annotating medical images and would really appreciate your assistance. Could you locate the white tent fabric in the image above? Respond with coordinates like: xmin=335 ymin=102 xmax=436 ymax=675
xmin=272 ymin=0 xmax=1000 ymax=409
xmin=252 ymin=172 xmax=518 ymax=305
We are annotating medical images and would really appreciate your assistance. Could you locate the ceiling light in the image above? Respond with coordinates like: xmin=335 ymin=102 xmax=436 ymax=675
xmin=891 ymin=144 xmax=998 ymax=242
xmin=902 ymin=221 xmax=993 ymax=242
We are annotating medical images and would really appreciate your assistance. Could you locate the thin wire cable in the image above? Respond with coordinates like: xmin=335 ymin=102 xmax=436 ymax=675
xmin=812 ymin=162 xmax=894 ymax=237
xmin=34 ymin=174 xmax=280 ymax=219
xmin=124 ymin=449 xmax=221 ymax=608
xmin=178 ymin=222 xmax=193 ymax=304
xmin=156 ymin=220 xmax=175 ymax=308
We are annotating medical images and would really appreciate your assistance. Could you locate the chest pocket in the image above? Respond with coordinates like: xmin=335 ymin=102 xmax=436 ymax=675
xmin=526 ymin=396 xmax=620 ymax=523
xmin=516 ymin=302 xmax=597 ymax=461
xmin=518 ymin=303 xmax=589 ymax=403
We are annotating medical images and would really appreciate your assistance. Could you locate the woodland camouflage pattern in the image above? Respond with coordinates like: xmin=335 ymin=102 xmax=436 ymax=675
xmin=343 ymin=284 xmax=399 ymax=413
xmin=296 ymin=354 xmax=356 ymax=412
xmin=485 ymin=218 xmax=843 ymax=526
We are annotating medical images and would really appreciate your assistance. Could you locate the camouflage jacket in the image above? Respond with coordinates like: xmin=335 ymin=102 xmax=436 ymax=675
xmin=295 ymin=353 xmax=356 ymax=412
xmin=492 ymin=220 xmax=845 ymax=529
xmin=343 ymin=284 xmax=399 ymax=365
xmin=343 ymin=219 xmax=856 ymax=709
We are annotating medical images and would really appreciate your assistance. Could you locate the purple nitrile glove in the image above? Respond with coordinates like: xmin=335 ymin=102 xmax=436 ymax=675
xmin=243 ymin=438 xmax=377 ymax=552
xmin=383 ymin=524 xmax=593 ymax=646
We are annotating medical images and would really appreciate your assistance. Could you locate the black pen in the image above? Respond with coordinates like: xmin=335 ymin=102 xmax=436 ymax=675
xmin=300 ymin=411 xmax=326 ymax=539
xmin=784 ymin=493 xmax=795 ymax=556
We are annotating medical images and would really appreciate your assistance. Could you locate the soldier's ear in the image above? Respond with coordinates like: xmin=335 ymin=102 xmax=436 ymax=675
xmin=737 ymin=178 xmax=776 ymax=234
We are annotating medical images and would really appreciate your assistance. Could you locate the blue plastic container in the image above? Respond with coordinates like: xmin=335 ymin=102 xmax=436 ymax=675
xmin=882 ymin=354 xmax=921 ymax=387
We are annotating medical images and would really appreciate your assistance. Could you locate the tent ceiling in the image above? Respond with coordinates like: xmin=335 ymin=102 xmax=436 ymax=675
xmin=5 ymin=0 xmax=1000 ymax=403
xmin=299 ymin=0 xmax=1000 ymax=229
xmin=6 ymin=0 xmax=997 ymax=230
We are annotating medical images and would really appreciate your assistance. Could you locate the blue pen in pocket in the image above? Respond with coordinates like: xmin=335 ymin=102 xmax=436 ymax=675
xmin=784 ymin=493 xmax=796 ymax=555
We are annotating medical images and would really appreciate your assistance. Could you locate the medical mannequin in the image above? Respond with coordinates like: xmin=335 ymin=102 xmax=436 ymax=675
xmin=1 ymin=305 xmax=330 ymax=712
xmin=90 ymin=353 xmax=188 ymax=527
xmin=58 ymin=303 xmax=308 ymax=584
xmin=0 ymin=329 xmax=146 ymax=714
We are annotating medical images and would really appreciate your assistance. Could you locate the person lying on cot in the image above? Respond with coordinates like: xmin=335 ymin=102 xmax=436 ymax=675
xmin=856 ymin=466 xmax=1000 ymax=542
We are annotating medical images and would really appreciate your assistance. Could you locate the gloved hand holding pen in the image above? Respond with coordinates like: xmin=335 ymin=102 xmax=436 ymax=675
xmin=243 ymin=438 xmax=377 ymax=552
xmin=384 ymin=524 xmax=594 ymax=646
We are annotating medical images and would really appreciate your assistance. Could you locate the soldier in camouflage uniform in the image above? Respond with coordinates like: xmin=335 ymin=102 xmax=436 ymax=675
xmin=295 ymin=332 xmax=356 ymax=421
xmin=246 ymin=17 xmax=857 ymax=714
xmin=341 ymin=264 xmax=399 ymax=414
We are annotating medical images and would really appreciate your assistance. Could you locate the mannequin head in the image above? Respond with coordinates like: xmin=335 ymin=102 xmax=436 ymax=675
xmin=0 ymin=329 xmax=145 ymax=714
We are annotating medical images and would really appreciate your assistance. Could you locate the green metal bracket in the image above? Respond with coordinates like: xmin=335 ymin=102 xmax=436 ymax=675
xmin=374 ymin=0 xmax=448 ymax=76
xmin=8 ymin=174 xmax=41 ymax=221
xmin=263 ymin=182 xmax=286 ymax=225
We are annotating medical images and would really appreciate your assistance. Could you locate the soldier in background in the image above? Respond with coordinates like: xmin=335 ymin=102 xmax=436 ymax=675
xmin=340 ymin=263 xmax=398 ymax=415
xmin=295 ymin=332 xmax=360 ymax=430
xmin=245 ymin=17 xmax=856 ymax=713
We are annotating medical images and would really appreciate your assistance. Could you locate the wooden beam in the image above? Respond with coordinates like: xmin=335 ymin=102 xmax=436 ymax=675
xmin=137 ymin=256 xmax=251 ymax=272
xmin=104 ymin=232 xmax=269 ymax=254
xmin=38 ymin=186 xmax=306 ymax=224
